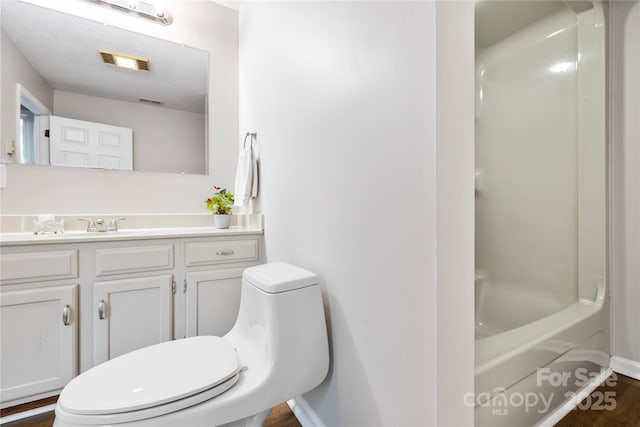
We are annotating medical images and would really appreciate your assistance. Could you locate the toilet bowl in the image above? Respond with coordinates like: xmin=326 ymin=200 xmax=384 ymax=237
xmin=53 ymin=262 xmax=329 ymax=427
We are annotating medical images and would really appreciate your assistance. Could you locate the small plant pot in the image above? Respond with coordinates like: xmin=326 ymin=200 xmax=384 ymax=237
xmin=213 ymin=214 xmax=231 ymax=229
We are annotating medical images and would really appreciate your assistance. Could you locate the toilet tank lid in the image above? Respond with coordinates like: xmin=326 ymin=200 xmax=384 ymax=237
xmin=244 ymin=262 xmax=318 ymax=293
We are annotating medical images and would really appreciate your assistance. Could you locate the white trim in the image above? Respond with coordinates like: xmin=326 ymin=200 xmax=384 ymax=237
xmin=17 ymin=84 xmax=51 ymax=116
xmin=536 ymin=367 xmax=611 ymax=427
xmin=0 ymin=403 xmax=56 ymax=424
xmin=16 ymin=84 xmax=51 ymax=164
xmin=287 ymin=396 xmax=326 ymax=427
xmin=610 ymin=356 xmax=640 ymax=380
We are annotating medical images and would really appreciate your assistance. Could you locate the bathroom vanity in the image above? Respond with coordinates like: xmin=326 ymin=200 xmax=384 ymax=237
xmin=0 ymin=219 xmax=263 ymax=408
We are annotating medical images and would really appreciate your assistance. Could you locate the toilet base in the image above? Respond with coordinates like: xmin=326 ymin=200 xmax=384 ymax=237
xmin=219 ymin=408 xmax=272 ymax=427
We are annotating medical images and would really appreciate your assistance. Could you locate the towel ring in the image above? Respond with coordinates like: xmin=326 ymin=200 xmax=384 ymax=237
xmin=243 ymin=132 xmax=257 ymax=149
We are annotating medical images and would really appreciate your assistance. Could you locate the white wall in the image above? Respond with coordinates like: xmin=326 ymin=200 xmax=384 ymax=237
xmin=0 ymin=30 xmax=54 ymax=160
xmin=611 ymin=0 xmax=640 ymax=364
xmin=53 ymin=90 xmax=206 ymax=174
xmin=435 ymin=2 xmax=475 ymax=425
xmin=240 ymin=1 xmax=474 ymax=425
xmin=0 ymin=0 xmax=238 ymax=214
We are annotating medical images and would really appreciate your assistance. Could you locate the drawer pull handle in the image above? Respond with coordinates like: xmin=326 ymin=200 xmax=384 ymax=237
xmin=98 ymin=300 xmax=107 ymax=320
xmin=216 ymin=250 xmax=235 ymax=256
xmin=62 ymin=305 xmax=72 ymax=326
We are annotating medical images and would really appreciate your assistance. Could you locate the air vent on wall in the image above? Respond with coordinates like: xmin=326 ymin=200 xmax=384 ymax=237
xmin=100 ymin=50 xmax=149 ymax=72
xmin=138 ymin=98 xmax=164 ymax=106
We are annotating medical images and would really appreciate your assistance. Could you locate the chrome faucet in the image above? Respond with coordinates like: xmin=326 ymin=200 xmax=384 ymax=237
xmin=78 ymin=217 xmax=126 ymax=232
xmin=78 ymin=217 xmax=100 ymax=232
xmin=108 ymin=217 xmax=127 ymax=231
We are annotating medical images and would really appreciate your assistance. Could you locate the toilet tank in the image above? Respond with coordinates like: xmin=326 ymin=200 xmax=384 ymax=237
xmin=224 ymin=262 xmax=329 ymax=401
xmin=243 ymin=262 xmax=320 ymax=294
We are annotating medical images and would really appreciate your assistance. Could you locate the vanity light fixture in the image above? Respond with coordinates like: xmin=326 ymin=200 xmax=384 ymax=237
xmin=100 ymin=50 xmax=150 ymax=72
xmin=81 ymin=0 xmax=173 ymax=25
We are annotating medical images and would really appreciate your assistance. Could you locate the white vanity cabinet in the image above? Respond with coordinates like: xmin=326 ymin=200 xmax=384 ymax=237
xmin=185 ymin=269 xmax=244 ymax=337
xmin=0 ymin=229 xmax=262 ymax=408
xmin=93 ymin=275 xmax=174 ymax=364
xmin=183 ymin=238 xmax=260 ymax=337
xmin=0 ymin=247 xmax=79 ymax=407
xmin=91 ymin=242 xmax=176 ymax=365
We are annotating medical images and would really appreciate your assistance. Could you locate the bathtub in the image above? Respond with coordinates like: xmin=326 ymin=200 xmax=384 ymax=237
xmin=474 ymin=279 xmax=608 ymax=426
xmin=475 ymin=279 xmax=574 ymax=341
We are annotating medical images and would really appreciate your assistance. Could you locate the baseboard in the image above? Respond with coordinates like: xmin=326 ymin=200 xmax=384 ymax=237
xmin=536 ymin=367 xmax=611 ymax=427
xmin=287 ymin=396 xmax=326 ymax=427
xmin=610 ymin=356 xmax=640 ymax=380
xmin=0 ymin=404 xmax=56 ymax=424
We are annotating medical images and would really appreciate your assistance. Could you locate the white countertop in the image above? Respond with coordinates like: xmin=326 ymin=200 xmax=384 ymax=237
xmin=0 ymin=214 xmax=264 ymax=246
xmin=0 ymin=226 xmax=263 ymax=246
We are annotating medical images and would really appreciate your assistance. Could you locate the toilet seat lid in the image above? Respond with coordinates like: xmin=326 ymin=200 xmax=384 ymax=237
xmin=59 ymin=336 xmax=240 ymax=416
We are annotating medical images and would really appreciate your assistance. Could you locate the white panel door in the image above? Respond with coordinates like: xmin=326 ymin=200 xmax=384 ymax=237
xmin=185 ymin=269 xmax=243 ymax=337
xmin=93 ymin=275 xmax=173 ymax=365
xmin=49 ymin=115 xmax=133 ymax=170
xmin=0 ymin=285 xmax=78 ymax=404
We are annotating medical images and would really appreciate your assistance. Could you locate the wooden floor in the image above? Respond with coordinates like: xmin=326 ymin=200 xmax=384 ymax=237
xmin=1 ymin=400 xmax=300 ymax=427
xmin=4 ymin=374 xmax=639 ymax=426
xmin=556 ymin=373 xmax=640 ymax=427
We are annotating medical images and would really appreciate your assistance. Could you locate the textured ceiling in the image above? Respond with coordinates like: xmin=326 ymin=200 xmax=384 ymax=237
xmin=1 ymin=0 xmax=208 ymax=113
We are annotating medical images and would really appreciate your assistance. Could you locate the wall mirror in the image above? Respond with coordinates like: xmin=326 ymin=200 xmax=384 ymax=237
xmin=1 ymin=0 xmax=209 ymax=175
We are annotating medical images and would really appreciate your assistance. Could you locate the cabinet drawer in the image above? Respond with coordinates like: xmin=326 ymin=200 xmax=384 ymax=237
xmin=185 ymin=240 xmax=258 ymax=267
xmin=96 ymin=245 xmax=174 ymax=276
xmin=0 ymin=250 xmax=78 ymax=284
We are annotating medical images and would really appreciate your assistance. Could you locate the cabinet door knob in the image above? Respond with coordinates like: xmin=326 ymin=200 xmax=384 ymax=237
xmin=98 ymin=300 xmax=107 ymax=320
xmin=216 ymin=250 xmax=235 ymax=256
xmin=62 ymin=305 xmax=72 ymax=326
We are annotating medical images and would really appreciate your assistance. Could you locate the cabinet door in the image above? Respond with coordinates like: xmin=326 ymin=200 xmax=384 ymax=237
xmin=185 ymin=269 xmax=244 ymax=337
xmin=94 ymin=275 xmax=173 ymax=365
xmin=0 ymin=285 xmax=78 ymax=404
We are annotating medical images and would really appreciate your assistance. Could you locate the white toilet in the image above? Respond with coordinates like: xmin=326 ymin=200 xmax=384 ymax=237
xmin=53 ymin=262 xmax=329 ymax=427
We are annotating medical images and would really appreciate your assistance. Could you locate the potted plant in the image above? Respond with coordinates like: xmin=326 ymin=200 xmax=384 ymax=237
xmin=205 ymin=186 xmax=235 ymax=229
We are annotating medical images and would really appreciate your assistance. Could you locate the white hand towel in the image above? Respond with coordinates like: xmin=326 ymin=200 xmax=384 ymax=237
xmin=250 ymin=147 xmax=258 ymax=199
xmin=234 ymin=145 xmax=258 ymax=207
